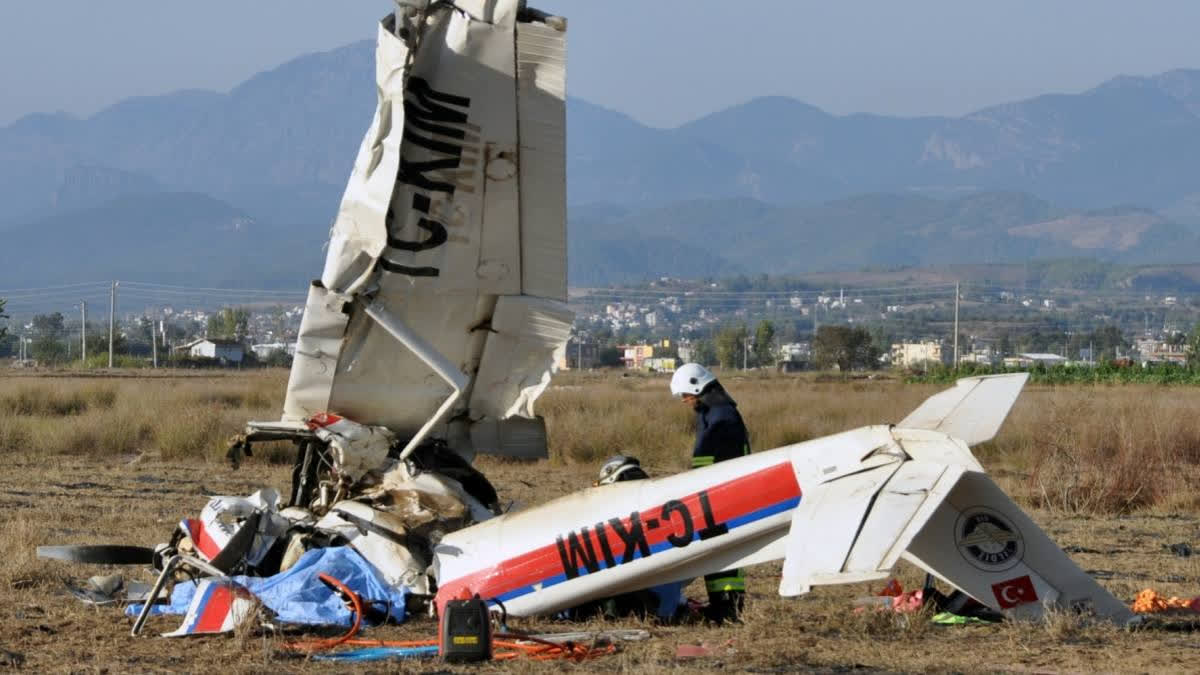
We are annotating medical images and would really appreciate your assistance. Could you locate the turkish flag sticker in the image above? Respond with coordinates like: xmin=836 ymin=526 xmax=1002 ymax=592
xmin=992 ymin=575 xmax=1038 ymax=609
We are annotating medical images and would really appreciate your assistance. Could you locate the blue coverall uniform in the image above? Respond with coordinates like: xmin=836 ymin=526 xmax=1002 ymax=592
xmin=690 ymin=387 xmax=750 ymax=600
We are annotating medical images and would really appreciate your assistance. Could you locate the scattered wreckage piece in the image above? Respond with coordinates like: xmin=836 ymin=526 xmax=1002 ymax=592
xmin=121 ymin=413 xmax=498 ymax=638
xmin=63 ymin=575 xmax=154 ymax=607
xmin=130 ymin=547 xmax=409 ymax=637
xmin=159 ymin=578 xmax=260 ymax=637
xmin=131 ymin=553 xmax=227 ymax=636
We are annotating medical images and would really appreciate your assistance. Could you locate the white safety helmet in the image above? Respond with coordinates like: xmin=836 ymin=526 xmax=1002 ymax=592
xmin=596 ymin=455 xmax=647 ymax=486
xmin=670 ymin=362 xmax=717 ymax=397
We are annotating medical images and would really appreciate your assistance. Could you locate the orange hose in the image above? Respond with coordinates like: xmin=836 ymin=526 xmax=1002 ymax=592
xmin=281 ymin=573 xmax=364 ymax=652
xmin=280 ymin=581 xmax=615 ymax=661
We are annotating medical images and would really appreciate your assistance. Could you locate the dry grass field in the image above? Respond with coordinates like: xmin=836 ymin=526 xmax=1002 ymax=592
xmin=4 ymin=369 xmax=1200 ymax=672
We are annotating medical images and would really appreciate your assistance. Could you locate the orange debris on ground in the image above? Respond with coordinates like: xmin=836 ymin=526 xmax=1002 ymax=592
xmin=1131 ymin=589 xmax=1200 ymax=613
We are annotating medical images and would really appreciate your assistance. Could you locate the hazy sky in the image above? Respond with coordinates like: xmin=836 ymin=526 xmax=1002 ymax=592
xmin=3 ymin=1 xmax=1200 ymax=128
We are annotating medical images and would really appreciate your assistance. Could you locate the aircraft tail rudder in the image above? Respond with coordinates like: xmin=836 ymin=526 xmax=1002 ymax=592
xmin=898 ymin=373 xmax=1029 ymax=446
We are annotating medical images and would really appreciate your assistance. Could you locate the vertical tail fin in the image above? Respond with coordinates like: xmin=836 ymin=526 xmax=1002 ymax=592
xmin=898 ymin=373 xmax=1029 ymax=446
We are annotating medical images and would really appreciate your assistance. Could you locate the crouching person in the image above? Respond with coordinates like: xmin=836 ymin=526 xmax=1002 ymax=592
xmin=559 ymin=456 xmax=687 ymax=623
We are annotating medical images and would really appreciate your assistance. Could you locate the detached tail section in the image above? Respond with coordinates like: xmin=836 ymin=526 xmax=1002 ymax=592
xmin=436 ymin=374 xmax=1133 ymax=624
xmin=781 ymin=373 xmax=1134 ymax=624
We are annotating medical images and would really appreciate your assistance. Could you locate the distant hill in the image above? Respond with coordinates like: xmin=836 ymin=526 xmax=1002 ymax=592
xmin=2 ymin=193 xmax=326 ymax=288
xmin=3 ymin=41 xmax=1200 ymax=221
xmin=567 ymin=192 xmax=1200 ymax=285
xmin=0 ymin=41 xmax=374 ymax=225
xmin=2 ymin=189 xmax=1197 ymax=291
xmin=3 ymin=40 xmax=1200 ymax=287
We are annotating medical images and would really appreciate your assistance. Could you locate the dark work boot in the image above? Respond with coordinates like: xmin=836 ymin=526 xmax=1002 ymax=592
xmin=704 ymin=591 xmax=745 ymax=624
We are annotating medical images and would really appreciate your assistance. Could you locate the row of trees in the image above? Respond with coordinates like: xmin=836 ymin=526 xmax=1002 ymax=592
xmin=4 ymin=293 xmax=1199 ymax=373
xmin=693 ymin=320 xmax=880 ymax=372
xmin=0 ymin=305 xmax=257 ymax=365
xmin=711 ymin=320 xmax=777 ymax=369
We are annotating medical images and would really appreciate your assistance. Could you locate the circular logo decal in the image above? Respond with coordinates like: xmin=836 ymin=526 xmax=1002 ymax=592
xmin=955 ymin=507 xmax=1023 ymax=571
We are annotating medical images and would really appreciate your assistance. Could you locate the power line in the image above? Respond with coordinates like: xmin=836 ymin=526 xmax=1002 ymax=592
xmin=0 ymin=281 xmax=110 ymax=294
xmin=120 ymin=281 xmax=309 ymax=295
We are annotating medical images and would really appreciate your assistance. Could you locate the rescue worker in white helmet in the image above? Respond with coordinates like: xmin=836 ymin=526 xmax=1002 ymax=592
xmin=670 ymin=362 xmax=750 ymax=623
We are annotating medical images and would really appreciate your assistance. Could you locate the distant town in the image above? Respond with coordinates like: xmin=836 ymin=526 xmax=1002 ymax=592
xmin=3 ymin=275 xmax=1199 ymax=372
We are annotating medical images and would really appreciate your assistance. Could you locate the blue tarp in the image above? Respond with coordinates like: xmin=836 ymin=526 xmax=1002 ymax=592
xmin=126 ymin=546 xmax=407 ymax=626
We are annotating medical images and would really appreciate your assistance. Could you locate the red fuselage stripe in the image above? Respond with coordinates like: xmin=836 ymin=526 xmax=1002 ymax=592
xmin=437 ymin=461 xmax=800 ymax=604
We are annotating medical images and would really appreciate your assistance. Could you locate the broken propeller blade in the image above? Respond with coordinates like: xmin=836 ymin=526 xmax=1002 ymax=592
xmin=36 ymin=545 xmax=156 ymax=565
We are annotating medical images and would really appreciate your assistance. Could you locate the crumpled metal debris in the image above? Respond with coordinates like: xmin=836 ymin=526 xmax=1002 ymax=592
xmin=63 ymin=575 xmax=154 ymax=607
xmin=307 ymin=413 xmax=394 ymax=485
xmin=176 ymin=488 xmax=289 ymax=570
xmin=126 ymin=546 xmax=407 ymax=634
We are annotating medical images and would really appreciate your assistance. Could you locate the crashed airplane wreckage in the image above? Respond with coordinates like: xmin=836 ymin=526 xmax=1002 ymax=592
xmin=43 ymin=0 xmax=1136 ymax=640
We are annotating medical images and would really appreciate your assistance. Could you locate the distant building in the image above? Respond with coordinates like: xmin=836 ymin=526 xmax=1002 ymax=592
xmin=555 ymin=338 xmax=600 ymax=370
xmin=645 ymin=357 xmax=676 ymax=372
xmin=779 ymin=342 xmax=810 ymax=361
xmin=1003 ymin=353 xmax=1067 ymax=368
xmin=1137 ymin=341 xmax=1189 ymax=366
xmin=959 ymin=351 xmax=997 ymax=366
xmin=177 ymin=338 xmax=244 ymax=364
xmin=777 ymin=342 xmax=811 ymax=373
xmin=621 ymin=344 xmax=654 ymax=369
xmin=618 ymin=339 xmax=672 ymax=369
xmin=891 ymin=341 xmax=949 ymax=369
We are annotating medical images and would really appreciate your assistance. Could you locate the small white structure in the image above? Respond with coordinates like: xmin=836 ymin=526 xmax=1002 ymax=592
xmin=779 ymin=342 xmax=811 ymax=361
xmin=178 ymin=338 xmax=245 ymax=363
xmin=251 ymin=342 xmax=297 ymax=359
xmin=1003 ymin=353 xmax=1067 ymax=368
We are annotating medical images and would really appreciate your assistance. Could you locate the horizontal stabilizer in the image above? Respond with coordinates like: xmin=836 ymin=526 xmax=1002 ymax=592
xmin=779 ymin=459 xmax=962 ymax=595
xmin=898 ymin=373 xmax=1028 ymax=446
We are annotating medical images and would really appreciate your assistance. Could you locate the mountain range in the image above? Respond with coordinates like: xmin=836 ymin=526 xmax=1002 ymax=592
xmin=3 ymin=39 xmax=1200 ymax=288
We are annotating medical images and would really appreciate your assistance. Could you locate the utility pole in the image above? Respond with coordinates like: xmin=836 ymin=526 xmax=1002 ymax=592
xmin=108 ymin=281 xmax=118 ymax=368
xmin=80 ymin=301 xmax=87 ymax=366
xmin=151 ymin=318 xmax=158 ymax=368
xmin=952 ymin=282 xmax=960 ymax=370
